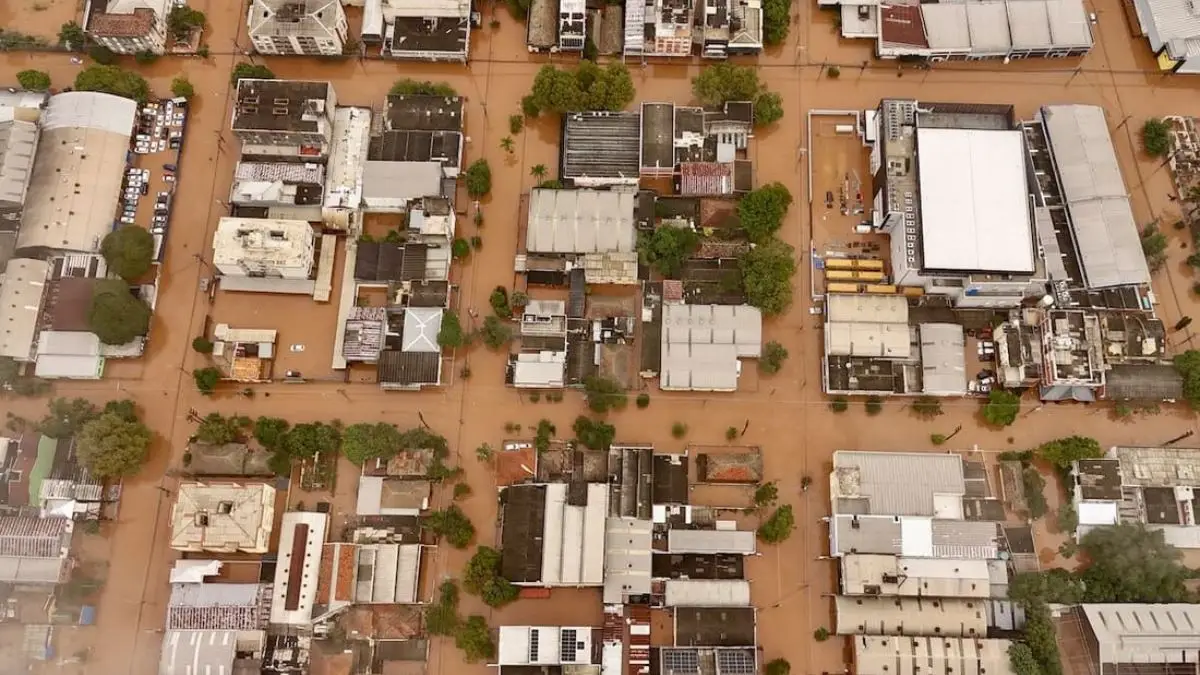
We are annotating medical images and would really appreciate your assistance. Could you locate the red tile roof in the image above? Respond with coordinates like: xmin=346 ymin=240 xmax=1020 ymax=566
xmin=88 ymin=8 xmax=156 ymax=37
xmin=679 ymin=163 xmax=733 ymax=197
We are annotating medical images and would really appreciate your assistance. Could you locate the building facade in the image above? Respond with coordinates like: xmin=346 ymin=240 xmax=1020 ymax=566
xmin=248 ymin=0 xmax=348 ymax=56
xmin=86 ymin=0 xmax=171 ymax=54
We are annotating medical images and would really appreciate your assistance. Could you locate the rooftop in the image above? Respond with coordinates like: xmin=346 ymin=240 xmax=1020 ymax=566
xmin=674 ymin=607 xmax=756 ymax=647
xmin=169 ymin=483 xmax=276 ymax=554
xmin=378 ymin=350 xmax=441 ymax=388
xmin=0 ymin=258 xmax=49 ymax=360
xmin=159 ymin=629 xmax=264 ymax=675
xmin=832 ymin=451 xmax=966 ymax=517
xmin=1079 ymin=603 xmax=1200 ymax=665
xmin=88 ymin=6 xmax=156 ymax=37
xmin=270 ymin=511 xmax=328 ymax=626
xmin=657 ymin=647 xmax=758 ymax=675
xmin=835 ymin=596 xmax=990 ymax=637
xmin=852 ymin=636 xmax=1015 ymax=675
xmin=660 ymin=304 xmax=762 ymax=392
xmin=840 ymin=554 xmax=999 ymax=598
xmin=212 ymin=218 xmax=315 ymax=269
xmin=388 ymin=13 xmax=470 ymax=56
xmin=384 ymin=95 xmax=463 ymax=132
xmin=354 ymin=241 xmax=428 ymax=282
xmin=663 ymin=579 xmax=751 ymax=607
xmin=233 ymin=80 xmax=331 ymax=133
xmin=166 ymin=583 xmax=270 ymax=631
xmin=667 ymin=529 xmax=755 ymax=555
xmin=603 ymin=517 xmax=653 ymax=603
xmin=526 ymin=189 xmax=637 ymax=254
xmin=562 ymin=112 xmax=641 ymax=184
xmin=497 ymin=626 xmax=598 ymax=666
xmin=830 ymin=515 xmax=1003 ymax=558
xmin=248 ymin=0 xmax=344 ymax=41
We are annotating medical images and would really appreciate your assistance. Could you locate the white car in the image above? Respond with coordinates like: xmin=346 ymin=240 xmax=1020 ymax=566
xmin=120 ymin=217 xmax=135 ymax=225
xmin=151 ymin=225 xmax=166 ymax=234
xmin=163 ymin=174 xmax=175 ymax=183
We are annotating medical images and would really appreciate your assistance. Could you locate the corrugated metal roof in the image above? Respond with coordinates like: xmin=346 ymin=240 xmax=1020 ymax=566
xmin=835 ymin=596 xmax=988 ymax=636
xmin=541 ymin=483 xmax=607 ymax=586
xmin=1007 ymin=1 xmax=1053 ymax=47
xmin=966 ymin=3 xmax=1012 ymax=51
xmin=664 ymin=580 xmax=751 ymax=607
xmin=660 ymin=304 xmax=762 ymax=392
xmin=1041 ymin=105 xmax=1150 ymax=289
xmin=603 ymin=518 xmax=652 ymax=603
xmin=667 ymin=529 xmax=756 ymax=555
xmin=921 ymin=4 xmax=971 ymax=50
xmin=1081 ymin=604 xmax=1200 ymax=664
xmin=526 ymin=189 xmax=636 ymax=254
xmin=832 ymin=451 xmax=966 ymax=517
xmin=854 ymin=636 xmax=1016 ymax=675
xmin=919 ymin=323 xmax=967 ymax=396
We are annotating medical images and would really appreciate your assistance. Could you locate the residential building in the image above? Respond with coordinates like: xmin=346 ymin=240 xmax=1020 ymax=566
xmin=659 ymin=304 xmax=762 ymax=392
xmin=497 ymin=626 xmax=600 ymax=671
xmin=852 ymin=636 xmax=1017 ymax=675
xmin=1070 ymin=604 xmax=1200 ymax=672
xmin=169 ymin=483 xmax=277 ymax=554
xmin=17 ymin=92 xmax=137 ymax=255
xmin=869 ymin=100 xmax=1048 ymax=308
xmin=230 ymin=162 xmax=325 ymax=210
xmin=509 ymin=299 xmax=569 ymax=389
xmin=625 ymin=0 xmax=694 ymax=57
xmin=1129 ymin=0 xmax=1200 ymax=73
xmin=232 ymin=80 xmax=337 ymax=160
xmin=0 ymin=515 xmax=72 ymax=584
xmin=212 ymin=218 xmax=316 ymax=280
xmin=86 ymin=0 xmax=170 ymax=55
xmin=825 ymin=0 xmax=1091 ymax=61
xmin=372 ymin=94 xmax=465 ymax=178
xmin=270 ymin=511 xmax=328 ymax=627
xmin=248 ymin=0 xmax=348 ymax=56
xmin=378 ymin=306 xmax=445 ymax=391
xmin=353 ymin=0 xmax=471 ymax=61
xmin=317 ymin=540 xmax=423 ymax=607
xmin=210 ymin=325 xmax=277 ymax=382
xmin=1071 ymin=446 xmax=1200 ymax=548
xmin=499 ymin=483 xmax=609 ymax=587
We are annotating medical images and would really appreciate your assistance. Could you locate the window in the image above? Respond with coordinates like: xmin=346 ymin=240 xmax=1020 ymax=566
xmin=217 ymin=501 xmax=234 ymax=514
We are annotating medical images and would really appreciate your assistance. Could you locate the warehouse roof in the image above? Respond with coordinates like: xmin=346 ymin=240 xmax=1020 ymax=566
xmin=660 ymin=304 xmax=762 ymax=392
xmin=832 ymin=451 xmax=966 ymax=517
xmin=1079 ymin=604 xmax=1200 ymax=665
xmin=667 ymin=529 xmax=756 ymax=555
xmin=835 ymin=596 xmax=988 ymax=637
xmin=526 ymin=189 xmax=636 ymax=254
xmin=0 ymin=258 xmax=49 ymax=360
xmin=853 ymin=636 xmax=1015 ymax=675
xmin=830 ymin=515 xmax=1001 ymax=558
xmin=1040 ymin=105 xmax=1149 ymax=288
xmin=917 ymin=127 xmax=1034 ymax=274
xmin=562 ymin=112 xmax=641 ymax=184
xmin=603 ymin=517 xmax=653 ymax=603
xmin=664 ymin=579 xmax=751 ymax=607
xmin=840 ymin=554 xmax=996 ymax=597
xmin=919 ymin=323 xmax=968 ymax=395
xmin=826 ymin=293 xmax=909 ymax=324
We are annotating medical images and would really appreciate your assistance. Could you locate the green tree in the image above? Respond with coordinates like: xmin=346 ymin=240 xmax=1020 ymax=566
xmin=451 ymin=238 xmax=471 ymax=260
xmin=759 ymin=341 xmax=788 ymax=375
xmin=1022 ymin=467 xmax=1048 ymax=519
xmin=636 ymin=393 xmax=650 ymax=408
xmin=282 ymin=421 xmax=341 ymax=459
xmin=75 ymin=66 xmax=151 ymax=104
xmin=77 ymin=411 xmax=153 ymax=479
xmin=509 ymin=114 xmax=525 ymax=135
xmin=1057 ymin=503 xmax=1079 ymax=533
xmin=38 ymin=398 xmax=97 ymax=438
xmin=479 ymin=315 xmax=513 ymax=349
xmin=912 ymin=395 xmax=943 ymax=419
xmin=739 ymin=182 xmax=793 ymax=243
xmin=930 ymin=433 xmax=948 ymax=446
xmin=253 ymin=417 xmax=290 ymax=450
xmin=455 ymin=615 xmax=496 ymax=662
xmin=758 ymin=504 xmax=795 ymax=543
xmin=740 ymin=238 xmax=796 ymax=315
xmin=192 ymin=336 xmax=213 ymax=353
xmin=1008 ymin=568 xmax=1086 ymax=606
xmin=342 ymin=422 xmax=403 ymax=465
xmin=464 ymin=546 xmax=519 ymax=608
xmin=16 ymin=70 xmax=50 ymax=91
xmin=1141 ymin=222 xmax=1169 ymax=271
xmin=1036 ymin=436 xmax=1102 ymax=468
xmin=755 ymin=91 xmax=784 ymax=127
xmin=638 ymin=226 xmax=700 ymax=278
xmin=100 ymin=226 xmax=154 ymax=281
xmin=500 ymin=136 xmax=515 ymax=153
xmin=534 ymin=418 xmax=556 ymax=453
xmin=754 ymin=481 xmax=778 ymax=507
xmin=230 ymin=62 xmax=274 ymax=85
xmin=813 ymin=627 xmax=830 ymax=641
xmin=464 ymin=158 xmax=492 ymax=198
xmin=88 ymin=279 xmax=150 ymax=345
xmin=765 ymin=659 xmax=791 ymax=675
xmin=425 ymin=505 xmax=476 ymax=548
xmin=167 ymin=6 xmax=206 ymax=40
xmin=982 ymin=389 xmax=1021 ymax=427
xmin=1023 ymin=602 xmax=1062 ymax=675
xmin=525 ymin=62 xmax=634 ymax=115
xmin=195 ymin=412 xmax=245 ymax=445
xmin=1008 ymin=643 xmax=1040 ymax=675
xmin=88 ymin=45 xmax=117 ymax=65
xmin=134 ymin=50 xmax=158 ymax=65
xmin=1174 ymin=349 xmax=1200 ymax=408
xmin=693 ymin=62 xmax=762 ymax=106
xmin=1078 ymin=523 xmax=1192 ymax=602
xmin=103 ymin=399 xmax=138 ymax=422
xmin=530 ymin=164 xmax=547 ymax=180
xmin=762 ymin=0 xmax=793 ymax=44
xmin=584 ymin=375 xmax=628 ymax=413
xmin=865 ymin=396 xmax=883 ymax=415
xmin=426 ymin=580 xmax=461 ymax=636
xmin=829 ymin=396 xmax=848 ymax=412
xmin=572 ymin=416 xmax=616 ymax=450
xmin=193 ymin=367 xmax=221 ymax=394
xmin=671 ymin=421 xmax=688 ymax=439
xmin=389 ymin=79 xmax=456 ymax=96
xmin=438 ymin=311 xmax=466 ymax=349
xmin=1141 ymin=118 xmax=1171 ymax=157
xmin=171 ymin=77 xmax=195 ymax=99
xmin=489 ymin=286 xmax=511 ymax=316
xmin=58 ymin=21 xmax=86 ymax=51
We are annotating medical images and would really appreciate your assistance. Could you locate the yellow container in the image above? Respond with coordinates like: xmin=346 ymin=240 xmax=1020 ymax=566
xmin=865 ymin=284 xmax=897 ymax=294
xmin=824 ymin=258 xmax=855 ymax=270
xmin=826 ymin=282 xmax=861 ymax=294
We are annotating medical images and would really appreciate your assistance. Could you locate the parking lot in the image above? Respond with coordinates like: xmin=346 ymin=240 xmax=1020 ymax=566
xmin=119 ymin=98 xmax=188 ymax=266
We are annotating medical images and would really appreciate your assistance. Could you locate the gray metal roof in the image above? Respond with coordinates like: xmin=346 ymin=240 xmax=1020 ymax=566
xmin=1040 ymin=105 xmax=1150 ymax=289
xmin=853 ymin=636 xmax=1016 ymax=675
xmin=402 ymin=307 xmax=442 ymax=353
xmin=1136 ymin=0 xmax=1200 ymax=56
xmin=525 ymin=189 xmax=636 ymax=254
xmin=835 ymin=596 xmax=989 ymax=637
xmin=919 ymin=323 xmax=967 ymax=396
xmin=1007 ymin=1 xmax=1054 ymax=47
xmin=921 ymin=4 xmax=971 ymax=50
xmin=160 ymin=629 xmax=255 ymax=675
xmin=603 ymin=517 xmax=652 ymax=603
xmin=660 ymin=304 xmax=762 ymax=392
xmin=1080 ymin=604 xmax=1200 ymax=665
xmin=832 ymin=451 xmax=966 ymax=517
xmin=966 ymin=3 xmax=1012 ymax=51
xmin=1105 ymin=364 xmax=1184 ymax=401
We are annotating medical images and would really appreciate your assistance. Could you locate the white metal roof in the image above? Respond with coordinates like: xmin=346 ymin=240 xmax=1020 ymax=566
xmin=825 ymin=322 xmax=912 ymax=359
xmin=512 ymin=352 xmax=567 ymax=388
xmin=1076 ymin=501 xmax=1118 ymax=525
xmin=361 ymin=161 xmax=442 ymax=206
xmin=1040 ymin=105 xmax=1150 ymax=288
xmin=919 ymin=323 xmax=967 ymax=396
xmin=498 ymin=626 xmax=596 ymax=666
xmin=917 ymin=127 xmax=1034 ymax=274
xmin=402 ymin=307 xmax=442 ymax=353
xmin=355 ymin=543 xmax=421 ymax=603
xmin=1081 ymin=604 xmax=1200 ymax=665
xmin=660 ymin=304 xmax=762 ymax=392
xmin=832 ymin=451 xmax=966 ymax=517
xmin=664 ymin=579 xmax=751 ymax=607
xmin=269 ymin=511 xmax=328 ymax=626
xmin=920 ymin=4 xmax=971 ymax=50
xmin=853 ymin=636 xmax=1016 ymax=675
xmin=526 ymin=189 xmax=636 ymax=254
xmin=966 ymin=3 xmax=1013 ymax=51
xmin=1044 ymin=0 xmax=1094 ymax=48
xmin=826 ymin=293 xmax=909 ymax=324
xmin=159 ymin=629 xmax=255 ymax=675
xmin=603 ymin=517 xmax=653 ymax=603
xmin=1007 ymin=0 xmax=1054 ymax=47
xmin=667 ymin=529 xmax=756 ymax=554
xmin=0 ymin=258 xmax=49 ymax=360
xmin=541 ymin=483 xmax=607 ymax=586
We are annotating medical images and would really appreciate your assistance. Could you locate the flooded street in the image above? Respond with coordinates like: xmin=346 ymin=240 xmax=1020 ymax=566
xmin=2 ymin=0 xmax=1200 ymax=672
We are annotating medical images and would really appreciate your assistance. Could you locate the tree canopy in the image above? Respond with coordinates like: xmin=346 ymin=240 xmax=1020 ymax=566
xmin=1078 ymin=523 xmax=1192 ymax=602
xmin=525 ymin=62 xmax=635 ymax=115
xmin=693 ymin=63 xmax=762 ymax=105
xmin=426 ymin=580 xmax=460 ymax=636
xmin=584 ymin=376 xmax=627 ymax=413
xmin=77 ymin=411 xmax=153 ymax=479
xmin=167 ymin=6 xmax=206 ymax=39
xmin=171 ymin=77 xmax=195 ymax=99
xmin=75 ymin=66 xmax=151 ymax=104
xmin=104 ymin=399 xmax=138 ymax=422
xmin=738 ymin=183 xmax=793 ymax=243
xmin=912 ymin=395 xmax=943 ymax=419
xmin=762 ymin=0 xmax=793 ymax=45
xmin=463 ymin=546 xmax=519 ymax=608
xmin=572 ymin=416 xmax=616 ymax=450
xmin=282 ymin=421 xmax=341 ymax=459
xmin=638 ymin=226 xmax=700 ymax=278
xmin=17 ymin=70 xmax=50 ymax=92
xmin=38 ymin=398 xmax=97 ymax=439
xmin=1141 ymin=118 xmax=1170 ymax=157
xmin=1036 ymin=436 xmax=1102 ymax=468
xmin=425 ymin=505 xmax=476 ymax=548
xmin=342 ymin=422 xmax=402 ymax=465
xmin=438 ymin=311 xmax=466 ymax=349
xmin=740 ymin=238 xmax=796 ymax=315
xmin=759 ymin=341 xmax=788 ymax=375
xmin=193 ymin=367 xmax=221 ymax=394
xmin=253 ymin=417 xmax=290 ymax=450
xmin=765 ymin=660 xmax=791 ymax=675
xmin=1174 ymin=349 xmax=1200 ymax=408
xmin=479 ymin=315 xmax=512 ymax=350
xmin=1141 ymin=222 xmax=1169 ymax=271
xmin=757 ymin=504 xmax=795 ymax=543
xmin=195 ymin=412 xmax=246 ymax=445
xmin=455 ymin=615 xmax=496 ymax=663
xmin=464 ymin=159 xmax=492 ymax=198
xmin=389 ymin=79 xmax=456 ymax=97
xmin=230 ymin=62 xmax=275 ymax=85
xmin=101 ymin=226 xmax=155 ymax=281
xmin=58 ymin=21 xmax=85 ymax=50
xmin=754 ymin=91 xmax=783 ymax=127
xmin=88 ymin=279 xmax=150 ymax=345
xmin=1008 ymin=643 xmax=1040 ymax=675
xmin=982 ymin=389 xmax=1021 ymax=426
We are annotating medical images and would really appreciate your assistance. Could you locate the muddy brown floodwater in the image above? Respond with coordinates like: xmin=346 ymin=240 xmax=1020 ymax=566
xmin=3 ymin=0 xmax=1200 ymax=672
